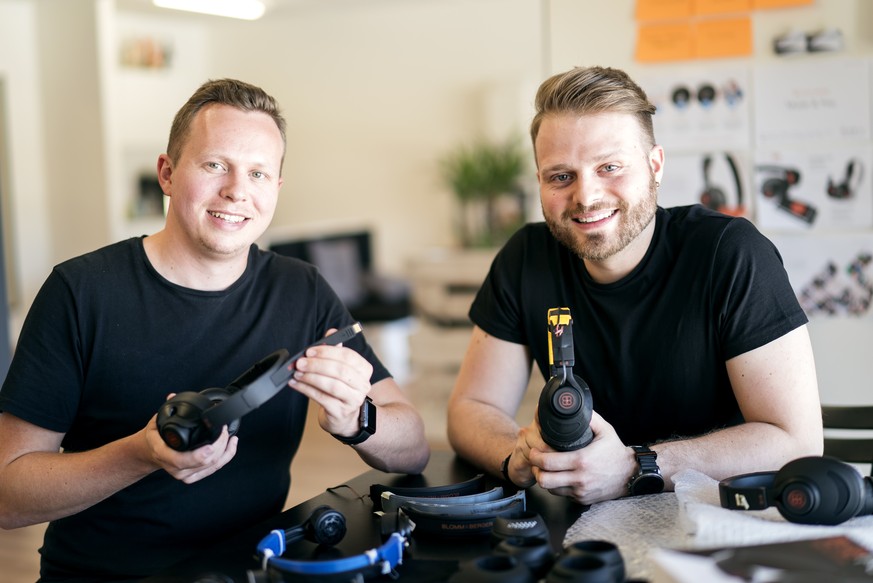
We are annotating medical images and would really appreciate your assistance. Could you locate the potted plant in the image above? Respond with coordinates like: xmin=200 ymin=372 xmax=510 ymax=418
xmin=440 ymin=135 xmax=528 ymax=248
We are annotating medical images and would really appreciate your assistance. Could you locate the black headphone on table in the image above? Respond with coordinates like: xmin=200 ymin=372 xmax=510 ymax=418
xmin=719 ymin=455 xmax=873 ymax=525
xmin=537 ymin=307 xmax=594 ymax=452
xmin=700 ymin=153 xmax=743 ymax=215
xmin=247 ymin=506 xmax=413 ymax=582
xmin=369 ymin=473 xmax=528 ymax=538
xmin=157 ymin=323 xmax=362 ymax=451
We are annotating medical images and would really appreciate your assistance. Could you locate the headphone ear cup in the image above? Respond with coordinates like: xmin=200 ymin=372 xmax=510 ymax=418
xmin=156 ymin=391 xmax=216 ymax=452
xmin=773 ymin=456 xmax=866 ymax=525
xmin=199 ymin=387 xmax=240 ymax=437
xmin=537 ymin=374 xmax=594 ymax=452
xmin=701 ymin=186 xmax=726 ymax=210
xmin=285 ymin=505 xmax=347 ymax=547
xmin=761 ymin=178 xmax=787 ymax=201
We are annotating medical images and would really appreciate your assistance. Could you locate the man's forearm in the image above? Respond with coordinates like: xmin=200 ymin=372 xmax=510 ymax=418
xmin=652 ymin=420 xmax=823 ymax=490
xmin=350 ymin=402 xmax=430 ymax=475
xmin=0 ymin=434 xmax=156 ymax=529
xmin=448 ymin=398 xmax=519 ymax=476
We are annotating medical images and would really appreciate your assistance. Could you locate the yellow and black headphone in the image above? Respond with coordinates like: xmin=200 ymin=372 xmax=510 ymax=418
xmin=536 ymin=308 xmax=594 ymax=452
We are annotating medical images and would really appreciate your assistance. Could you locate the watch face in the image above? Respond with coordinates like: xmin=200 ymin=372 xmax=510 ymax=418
xmin=631 ymin=473 xmax=664 ymax=495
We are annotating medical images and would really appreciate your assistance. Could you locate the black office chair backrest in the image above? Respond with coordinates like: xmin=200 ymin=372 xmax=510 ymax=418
xmin=821 ymin=405 xmax=873 ymax=468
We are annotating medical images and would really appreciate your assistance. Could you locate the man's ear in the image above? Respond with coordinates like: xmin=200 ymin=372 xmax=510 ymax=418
xmin=156 ymin=154 xmax=174 ymax=196
xmin=649 ymin=145 xmax=665 ymax=185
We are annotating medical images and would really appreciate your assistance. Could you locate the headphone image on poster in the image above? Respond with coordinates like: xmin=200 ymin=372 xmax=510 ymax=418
xmin=700 ymin=153 xmax=744 ymax=216
xmin=827 ymin=158 xmax=864 ymax=199
xmin=757 ymin=165 xmax=817 ymax=224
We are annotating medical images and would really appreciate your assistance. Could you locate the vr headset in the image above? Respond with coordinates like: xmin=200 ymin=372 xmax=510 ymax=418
xmin=719 ymin=455 xmax=873 ymax=525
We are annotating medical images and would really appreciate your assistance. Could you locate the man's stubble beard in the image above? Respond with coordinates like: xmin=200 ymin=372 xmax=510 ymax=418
xmin=544 ymin=174 xmax=659 ymax=262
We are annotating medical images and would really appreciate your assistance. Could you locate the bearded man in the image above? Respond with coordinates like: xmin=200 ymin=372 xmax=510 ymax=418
xmin=447 ymin=65 xmax=822 ymax=504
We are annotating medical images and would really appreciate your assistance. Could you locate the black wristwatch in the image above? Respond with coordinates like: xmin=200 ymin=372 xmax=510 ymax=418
xmin=332 ymin=397 xmax=377 ymax=445
xmin=627 ymin=445 xmax=664 ymax=496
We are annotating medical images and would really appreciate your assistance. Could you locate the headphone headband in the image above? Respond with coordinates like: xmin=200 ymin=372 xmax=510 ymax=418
xmin=206 ymin=323 xmax=363 ymax=429
xmin=371 ymin=475 xmax=528 ymax=538
xmin=158 ymin=323 xmax=362 ymax=451
xmin=369 ymin=473 xmax=487 ymax=511
xmin=718 ymin=471 xmax=776 ymax=511
xmin=380 ymin=485 xmax=507 ymax=514
xmin=250 ymin=508 xmax=413 ymax=580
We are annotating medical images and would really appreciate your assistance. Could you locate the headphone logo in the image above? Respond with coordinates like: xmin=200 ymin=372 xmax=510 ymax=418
xmin=536 ymin=307 xmax=594 ymax=452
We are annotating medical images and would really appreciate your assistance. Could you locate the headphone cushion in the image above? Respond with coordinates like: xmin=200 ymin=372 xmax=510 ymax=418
xmin=156 ymin=391 xmax=216 ymax=451
xmin=537 ymin=375 xmax=594 ymax=452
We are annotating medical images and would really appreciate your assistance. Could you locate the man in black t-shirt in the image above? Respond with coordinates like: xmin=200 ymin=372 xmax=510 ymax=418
xmin=0 ymin=79 xmax=429 ymax=582
xmin=447 ymin=66 xmax=822 ymax=505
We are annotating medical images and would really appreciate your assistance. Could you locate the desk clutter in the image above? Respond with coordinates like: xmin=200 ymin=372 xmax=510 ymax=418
xmin=566 ymin=464 xmax=873 ymax=582
xmin=243 ymin=473 xmax=632 ymax=583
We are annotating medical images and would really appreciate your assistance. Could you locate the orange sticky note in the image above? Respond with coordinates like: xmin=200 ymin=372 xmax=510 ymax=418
xmin=693 ymin=0 xmax=752 ymax=16
xmin=636 ymin=22 xmax=695 ymax=62
xmin=694 ymin=17 xmax=752 ymax=58
xmin=752 ymin=0 xmax=813 ymax=8
xmin=636 ymin=0 xmax=693 ymax=22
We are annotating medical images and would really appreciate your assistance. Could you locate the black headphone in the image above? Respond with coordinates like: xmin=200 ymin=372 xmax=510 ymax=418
xmin=757 ymin=165 xmax=817 ymax=224
xmin=537 ymin=308 xmax=594 ymax=452
xmin=157 ymin=323 xmax=362 ymax=451
xmin=827 ymin=158 xmax=863 ymax=199
xmin=370 ymin=474 xmax=528 ymax=538
xmin=247 ymin=506 xmax=413 ymax=582
xmin=719 ymin=456 xmax=873 ymax=525
xmin=700 ymin=153 xmax=743 ymax=215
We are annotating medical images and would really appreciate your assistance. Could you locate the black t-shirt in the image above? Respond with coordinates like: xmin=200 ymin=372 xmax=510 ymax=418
xmin=0 ymin=238 xmax=390 ymax=582
xmin=470 ymin=205 xmax=807 ymax=446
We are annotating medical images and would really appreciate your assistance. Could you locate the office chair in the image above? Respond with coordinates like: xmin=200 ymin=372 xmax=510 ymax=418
xmin=821 ymin=405 xmax=873 ymax=471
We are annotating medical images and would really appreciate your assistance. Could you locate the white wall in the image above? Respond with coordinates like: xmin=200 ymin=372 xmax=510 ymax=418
xmin=0 ymin=0 xmax=870 ymax=404
xmin=104 ymin=0 xmax=544 ymax=274
xmin=0 ymin=0 xmax=52 ymax=320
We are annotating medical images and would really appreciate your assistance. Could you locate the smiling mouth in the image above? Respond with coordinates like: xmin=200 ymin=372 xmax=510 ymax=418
xmin=209 ymin=211 xmax=246 ymax=224
xmin=572 ymin=209 xmax=616 ymax=224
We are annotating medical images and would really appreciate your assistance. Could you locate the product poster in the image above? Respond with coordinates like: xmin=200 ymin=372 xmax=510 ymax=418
xmin=753 ymin=57 xmax=871 ymax=147
xmin=754 ymin=144 xmax=873 ymax=231
xmin=770 ymin=233 xmax=873 ymax=318
xmin=639 ymin=64 xmax=751 ymax=152
xmin=658 ymin=150 xmax=751 ymax=218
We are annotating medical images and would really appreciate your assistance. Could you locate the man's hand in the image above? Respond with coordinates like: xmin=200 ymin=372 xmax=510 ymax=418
xmin=525 ymin=411 xmax=636 ymax=505
xmin=143 ymin=401 xmax=239 ymax=484
xmin=288 ymin=330 xmax=374 ymax=438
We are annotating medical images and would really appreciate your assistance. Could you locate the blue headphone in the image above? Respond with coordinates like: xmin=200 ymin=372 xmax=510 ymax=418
xmin=247 ymin=506 xmax=412 ymax=581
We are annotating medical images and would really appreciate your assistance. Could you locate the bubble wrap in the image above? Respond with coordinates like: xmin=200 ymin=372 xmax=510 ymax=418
xmin=563 ymin=469 xmax=873 ymax=581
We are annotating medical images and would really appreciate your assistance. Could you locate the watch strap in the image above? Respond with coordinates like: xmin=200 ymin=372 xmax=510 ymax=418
xmin=332 ymin=397 xmax=376 ymax=445
xmin=631 ymin=445 xmax=659 ymax=473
